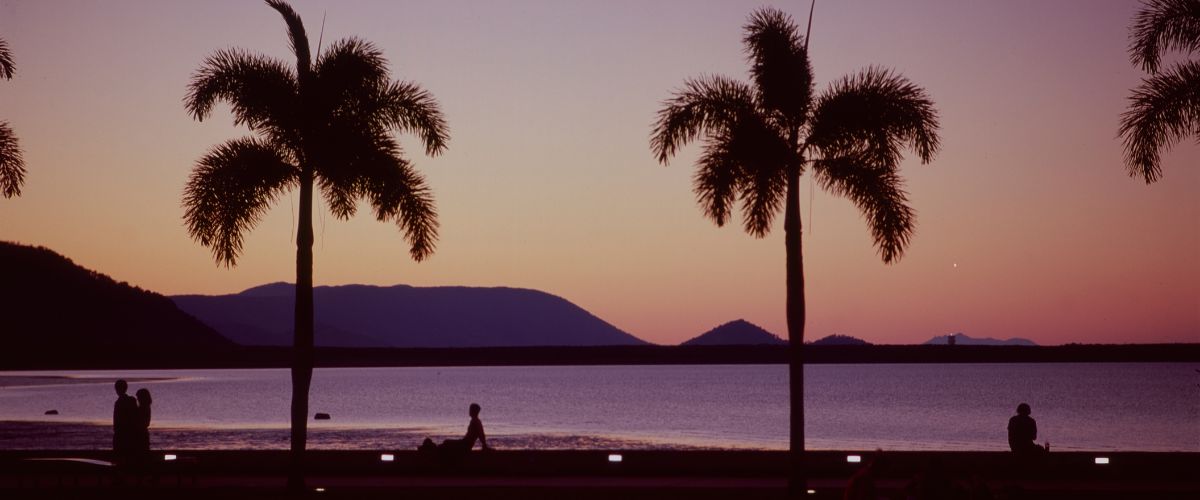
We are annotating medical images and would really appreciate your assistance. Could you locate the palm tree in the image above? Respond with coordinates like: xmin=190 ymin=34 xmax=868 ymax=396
xmin=183 ymin=0 xmax=447 ymax=488
xmin=650 ymin=7 xmax=939 ymax=495
xmin=1121 ymin=0 xmax=1200 ymax=183
xmin=1 ymin=36 xmax=26 ymax=199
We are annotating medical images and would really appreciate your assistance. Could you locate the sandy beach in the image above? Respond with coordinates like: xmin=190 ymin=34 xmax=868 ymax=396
xmin=0 ymin=420 xmax=709 ymax=451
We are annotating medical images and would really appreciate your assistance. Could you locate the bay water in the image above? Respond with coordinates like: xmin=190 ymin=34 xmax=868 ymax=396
xmin=0 ymin=363 xmax=1195 ymax=451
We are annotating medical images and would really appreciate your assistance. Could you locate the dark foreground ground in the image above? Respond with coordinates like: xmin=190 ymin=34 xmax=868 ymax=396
xmin=2 ymin=450 xmax=1197 ymax=499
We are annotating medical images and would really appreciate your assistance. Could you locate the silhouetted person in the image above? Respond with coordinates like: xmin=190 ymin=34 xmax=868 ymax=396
xmin=1007 ymin=403 xmax=1047 ymax=455
xmin=134 ymin=388 xmax=152 ymax=454
xmin=112 ymin=380 xmax=138 ymax=464
xmin=420 ymin=403 xmax=491 ymax=453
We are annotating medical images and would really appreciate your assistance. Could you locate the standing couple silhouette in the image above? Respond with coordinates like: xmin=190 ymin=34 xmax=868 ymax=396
xmin=112 ymin=379 xmax=152 ymax=464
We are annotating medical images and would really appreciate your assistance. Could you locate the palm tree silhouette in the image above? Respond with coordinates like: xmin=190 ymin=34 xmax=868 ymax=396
xmin=183 ymin=0 xmax=446 ymax=488
xmin=1 ymin=37 xmax=26 ymax=199
xmin=650 ymin=7 xmax=939 ymax=495
xmin=1121 ymin=0 xmax=1200 ymax=183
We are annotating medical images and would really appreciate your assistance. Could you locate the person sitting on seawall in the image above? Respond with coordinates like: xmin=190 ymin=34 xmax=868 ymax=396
xmin=420 ymin=403 xmax=492 ymax=453
xmin=1007 ymin=403 xmax=1049 ymax=455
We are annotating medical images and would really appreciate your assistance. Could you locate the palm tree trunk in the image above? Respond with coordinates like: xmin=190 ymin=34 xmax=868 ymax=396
xmin=784 ymin=162 xmax=806 ymax=498
xmin=288 ymin=165 xmax=315 ymax=491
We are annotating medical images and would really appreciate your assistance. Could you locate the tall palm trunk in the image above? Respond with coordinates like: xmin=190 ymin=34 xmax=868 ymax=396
xmin=784 ymin=162 xmax=806 ymax=497
xmin=288 ymin=165 xmax=315 ymax=490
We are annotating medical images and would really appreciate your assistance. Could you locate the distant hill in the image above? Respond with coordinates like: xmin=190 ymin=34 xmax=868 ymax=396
xmin=924 ymin=333 xmax=1037 ymax=346
xmin=173 ymin=283 xmax=647 ymax=347
xmin=682 ymin=319 xmax=786 ymax=346
xmin=0 ymin=241 xmax=233 ymax=354
xmin=810 ymin=334 xmax=871 ymax=346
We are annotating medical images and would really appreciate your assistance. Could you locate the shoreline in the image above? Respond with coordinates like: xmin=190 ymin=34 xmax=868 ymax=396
xmin=0 ymin=375 xmax=178 ymax=388
xmin=4 ymin=420 xmax=1196 ymax=453
xmin=0 ymin=420 xmax=727 ymax=452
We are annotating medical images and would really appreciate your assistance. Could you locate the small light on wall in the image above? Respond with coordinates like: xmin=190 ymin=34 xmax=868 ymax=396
xmin=806 ymin=489 xmax=816 ymax=495
xmin=314 ymin=487 xmax=326 ymax=493
xmin=1094 ymin=456 xmax=1110 ymax=465
xmin=163 ymin=454 xmax=177 ymax=461
xmin=847 ymin=455 xmax=862 ymax=463
xmin=380 ymin=453 xmax=395 ymax=462
xmin=608 ymin=453 xmax=623 ymax=463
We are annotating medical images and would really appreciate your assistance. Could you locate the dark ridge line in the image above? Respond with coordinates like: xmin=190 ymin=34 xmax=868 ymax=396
xmin=1 ymin=344 xmax=1197 ymax=371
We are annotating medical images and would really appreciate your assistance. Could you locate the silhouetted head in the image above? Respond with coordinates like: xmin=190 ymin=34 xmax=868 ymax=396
xmin=1017 ymin=403 xmax=1031 ymax=416
xmin=135 ymin=388 xmax=152 ymax=406
xmin=469 ymin=403 xmax=481 ymax=418
xmin=115 ymin=379 xmax=128 ymax=395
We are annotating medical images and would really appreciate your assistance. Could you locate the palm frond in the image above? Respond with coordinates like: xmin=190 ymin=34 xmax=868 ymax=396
xmin=312 ymin=125 xmax=395 ymax=220
xmin=0 ymin=122 xmax=25 ymax=198
xmin=693 ymin=140 xmax=744 ymax=228
xmin=727 ymin=116 xmax=791 ymax=237
xmin=691 ymin=112 xmax=791 ymax=236
xmin=183 ymin=137 xmax=298 ymax=266
xmin=357 ymin=150 xmax=439 ymax=262
xmin=812 ymin=154 xmax=915 ymax=263
xmin=1120 ymin=60 xmax=1200 ymax=183
xmin=744 ymin=7 xmax=813 ymax=128
xmin=808 ymin=66 xmax=940 ymax=165
xmin=1129 ymin=0 xmax=1200 ymax=73
xmin=313 ymin=38 xmax=389 ymax=104
xmin=0 ymin=37 xmax=14 ymax=80
xmin=650 ymin=75 xmax=757 ymax=164
xmin=377 ymin=81 xmax=450 ymax=156
xmin=185 ymin=49 xmax=299 ymax=140
xmin=265 ymin=0 xmax=311 ymax=76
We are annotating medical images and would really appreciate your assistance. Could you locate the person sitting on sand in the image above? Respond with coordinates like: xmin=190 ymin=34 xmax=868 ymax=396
xmin=1007 ymin=403 xmax=1047 ymax=454
xmin=420 ymin=403 xmax=492 ymax=453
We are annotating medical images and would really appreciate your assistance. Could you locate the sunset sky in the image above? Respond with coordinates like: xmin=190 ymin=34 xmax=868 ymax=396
xmin=1 ymin=0 xmax=1196 ymax=346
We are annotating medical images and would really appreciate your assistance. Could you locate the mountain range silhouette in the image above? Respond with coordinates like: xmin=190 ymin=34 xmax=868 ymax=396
xmin=173 ymin=282 xmax=647 ymax=347
xmin=682 ymin=319 xmax=787 ymax=346
xmin=0 ymin=241 xmax=231 ymax=352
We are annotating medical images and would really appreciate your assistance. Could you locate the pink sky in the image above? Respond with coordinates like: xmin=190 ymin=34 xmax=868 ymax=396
xmin=1 ymin=1 xmax=1196 ymax=345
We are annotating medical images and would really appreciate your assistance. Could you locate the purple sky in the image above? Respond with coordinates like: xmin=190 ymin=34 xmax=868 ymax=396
xmin=1 ymin=1 xmax=1196 ymax=345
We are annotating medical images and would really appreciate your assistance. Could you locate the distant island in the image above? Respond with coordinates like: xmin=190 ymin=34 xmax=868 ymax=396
xmin=924 ymin=333 xmax=1038 ymax=346
xmin=810 ymin=334 xmax=871 ymax=346
xmin=173 ymin=282 xmax=647 ymax=348
xmin=682 ymin=319 xmax=787 ymax=346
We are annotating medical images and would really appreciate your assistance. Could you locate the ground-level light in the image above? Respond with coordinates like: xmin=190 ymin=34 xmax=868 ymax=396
xmin=163 ymin=454 xmax=177 ymax=461
xmin=608 ymin=453 xmax=623 ymax=463
xmin=380 ymin=453 xmax=395 ymax=462
xmin=1094 ymin=456 xmax=1110 ymax=465
xmin=847 ymin=454 xmax=862 ymax=463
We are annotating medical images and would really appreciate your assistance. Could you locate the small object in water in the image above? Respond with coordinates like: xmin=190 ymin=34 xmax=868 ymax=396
xmin=314 ymin=412 xmax=331 ymax=420
xmin=44 ymin=410 xmax=58 ymax=415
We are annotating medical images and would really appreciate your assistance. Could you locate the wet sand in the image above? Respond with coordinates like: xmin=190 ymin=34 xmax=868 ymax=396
xmin=0 ymin=420 xmax=706 ymax=451
xmin=0 ymin=375 xmax=177 ymax=388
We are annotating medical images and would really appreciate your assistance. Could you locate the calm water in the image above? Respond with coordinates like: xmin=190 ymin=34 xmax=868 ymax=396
xmin=0 ymin=363 xmax=1196 ymax=451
